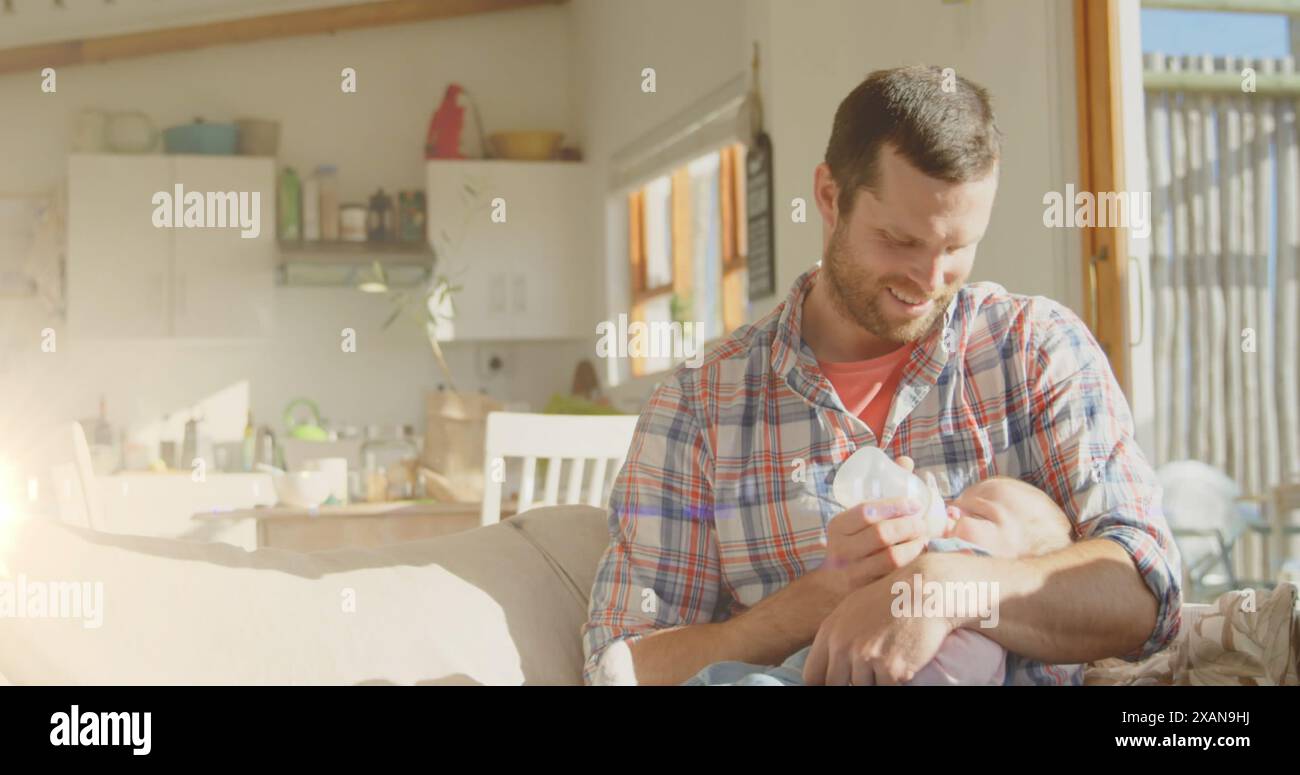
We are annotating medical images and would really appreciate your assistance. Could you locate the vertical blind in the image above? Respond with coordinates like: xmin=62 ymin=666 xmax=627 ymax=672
xmin=1144 ymin=53 xmax=1300 ymax=497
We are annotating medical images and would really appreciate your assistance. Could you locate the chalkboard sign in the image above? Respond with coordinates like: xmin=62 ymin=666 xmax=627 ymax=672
xmin=746 ymin=131 xmax=776 ymax=299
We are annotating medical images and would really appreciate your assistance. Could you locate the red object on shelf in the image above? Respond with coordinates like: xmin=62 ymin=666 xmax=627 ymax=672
xmin=424 ymin=83 xmax=483 ymax=160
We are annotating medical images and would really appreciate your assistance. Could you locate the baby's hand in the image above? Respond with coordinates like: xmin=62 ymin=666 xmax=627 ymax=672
xmin=941 ymin=504 xmax=963 ymax=539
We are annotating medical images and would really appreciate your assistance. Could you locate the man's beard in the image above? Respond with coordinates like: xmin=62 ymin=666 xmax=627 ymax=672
xmin=821 ymin=222 xmax=956 ymax=344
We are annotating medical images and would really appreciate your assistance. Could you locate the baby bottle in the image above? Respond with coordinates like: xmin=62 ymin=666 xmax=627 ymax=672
xmin=832 ymin=446 xmax=948 ymax=537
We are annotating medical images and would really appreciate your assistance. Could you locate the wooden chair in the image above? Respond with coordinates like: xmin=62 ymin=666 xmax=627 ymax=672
xmin=479 ymin=412 xmax=638 ymax=525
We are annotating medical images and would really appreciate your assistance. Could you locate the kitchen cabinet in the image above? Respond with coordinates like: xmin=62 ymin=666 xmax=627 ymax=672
xmin=68 ymin=154 xmax=275 ymax=339
xmin=171 ymin=156 xmax=275 ymax=337
xmin=67 ymin=155 xmax=174 ymax=338
xmin=425 ymin=160 xmax=591 ymax=341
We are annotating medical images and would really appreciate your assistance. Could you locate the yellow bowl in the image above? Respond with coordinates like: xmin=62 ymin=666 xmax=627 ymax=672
xmin=488 ymin=131 xmax=564 ymax=161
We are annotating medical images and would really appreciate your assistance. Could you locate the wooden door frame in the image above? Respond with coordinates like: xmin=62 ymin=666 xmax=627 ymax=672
xmin=1073 ymin=0 xmax=1131 ymax=394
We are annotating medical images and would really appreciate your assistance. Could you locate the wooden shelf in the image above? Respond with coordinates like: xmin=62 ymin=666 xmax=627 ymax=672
xmin=0 ymin=0 xmax=564 ymax=76
xmin=277 ymin=240 xmax=434 ymax=266
xmin=276 ymin=240 xmax=434 ymax=288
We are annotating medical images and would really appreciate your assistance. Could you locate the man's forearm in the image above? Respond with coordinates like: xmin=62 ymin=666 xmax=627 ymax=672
xmin=925 ymin=538 xmax=1160 ymax=664
xmin=627 ymin=569 xmax=839 ymax=685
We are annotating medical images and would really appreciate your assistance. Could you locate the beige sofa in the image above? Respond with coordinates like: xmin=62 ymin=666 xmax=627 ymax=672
xmin=1 ymin=505 xmax=1293 ymax=685
xmin=0 ymin=505 xmax=609 ymax=685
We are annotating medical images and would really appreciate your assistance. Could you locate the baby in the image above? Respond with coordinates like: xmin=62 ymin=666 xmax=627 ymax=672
xmin=683 ymin=476 xmax=1073 ymax=686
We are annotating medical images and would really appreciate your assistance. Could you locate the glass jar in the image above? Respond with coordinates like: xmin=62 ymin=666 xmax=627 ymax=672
xmin=360 ymin=425 xmax=419 ymax=502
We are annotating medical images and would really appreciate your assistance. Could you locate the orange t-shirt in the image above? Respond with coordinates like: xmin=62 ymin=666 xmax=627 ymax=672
xmin=817 ymin=344 xmax=914 ymax=440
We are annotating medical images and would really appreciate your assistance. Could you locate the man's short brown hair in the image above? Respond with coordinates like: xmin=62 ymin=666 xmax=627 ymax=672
xmin=824 ymin=65 xmax=1002 ymax=216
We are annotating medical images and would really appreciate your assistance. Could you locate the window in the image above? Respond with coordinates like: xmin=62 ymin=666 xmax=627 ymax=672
xmin=1136 ymin=2 xmax=1300 ymax=498
xmin=625 ymin=142 xmax=748 ymax=376
xmin=1140 ymin=7 xmax=1292 ymax=57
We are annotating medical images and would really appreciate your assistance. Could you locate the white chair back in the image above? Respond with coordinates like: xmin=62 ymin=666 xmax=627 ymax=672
xmin=1157 ymin=460 xmax=1240 ymax=533
xmin=480 ymin=412 xmax=638 ymax=525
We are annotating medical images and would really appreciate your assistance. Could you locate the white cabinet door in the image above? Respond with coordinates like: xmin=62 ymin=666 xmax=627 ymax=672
xmin=506 ymin=163 xmax=590 ymax=339
xmin=170 ymin=156 xmax=275 ymax=338
xmin=426 ymin=160 xmax=590 ymax=341
xmin=67 ymin=154 xmax=174 ymax=338
xmin=427 ymin=161 xmax=511 ymax=341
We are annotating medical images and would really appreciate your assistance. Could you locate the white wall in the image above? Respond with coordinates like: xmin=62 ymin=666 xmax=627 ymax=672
xmin=0 ymin=5 xmax=590 ymax=453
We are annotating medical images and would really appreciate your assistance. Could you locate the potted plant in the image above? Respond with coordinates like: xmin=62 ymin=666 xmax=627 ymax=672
xmin=377 ymin=177 xmax=497 ymax=502
xmin=379 ymin=177 xmax=493 ymax=390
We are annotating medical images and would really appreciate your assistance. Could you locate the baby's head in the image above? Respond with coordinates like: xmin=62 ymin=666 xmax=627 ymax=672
xmin=941 ymin=476 xmax=1073 ymax=556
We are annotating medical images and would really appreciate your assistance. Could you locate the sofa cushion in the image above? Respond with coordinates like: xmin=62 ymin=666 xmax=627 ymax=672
xmin=506 ymin=503 xmax=610 ymax=608
xmin=0 ymin=504 xmax=609 ymax=685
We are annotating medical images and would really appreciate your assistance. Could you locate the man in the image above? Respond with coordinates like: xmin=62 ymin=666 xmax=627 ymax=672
xmin=582 ymin=66 xmax=1181 ymax=686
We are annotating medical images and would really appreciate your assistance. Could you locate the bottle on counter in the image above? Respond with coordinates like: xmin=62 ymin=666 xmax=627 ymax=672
xmin=361 ymin=424 xmax=419 ymax=502
xmin=241 ymin=411 xmax=256 ymax=472
xmin=302 ymin=171 xmax=320 ymax=241
xmin=399 ymin=190 xmax=427 ymax=243
xmin=158 ymin=413 xmax=177 ymax=470
xmin=93 ymin=395 xmax=113 ymax=446
xmin=254 ymin=425 xmax=279 ymax=470
xmin=177 ymin=413 xmax=213 ymax=473
xmin=278 ymin=166 xmax=301 ymax=241
xmin=181 ymin=416 xmax=198 ymax=470
xmin=84 ymin=395 xmax=119 ymax=475
xmin=316 ymin=165 xmax=340 ymax=241
xmin=367 ymin=188 xmax=396 ymax=242
xmin=340 ymin=203 xmax=367 ymax=242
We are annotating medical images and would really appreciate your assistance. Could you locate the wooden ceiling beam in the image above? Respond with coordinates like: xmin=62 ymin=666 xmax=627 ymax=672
xmin=0 ymin=0 xmax=564 ymax=76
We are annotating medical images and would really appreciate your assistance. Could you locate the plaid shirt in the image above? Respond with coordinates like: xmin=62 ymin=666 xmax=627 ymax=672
xmin=582 ymin=266 xmax=1182 ymax=685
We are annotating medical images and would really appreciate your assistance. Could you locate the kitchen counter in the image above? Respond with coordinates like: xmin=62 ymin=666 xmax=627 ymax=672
xmin=193 ymin=499 xmax=518 ymax=552
xmin=98 ymin=472 xmax=274 ymax=547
